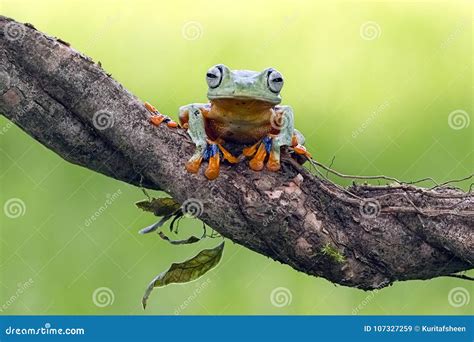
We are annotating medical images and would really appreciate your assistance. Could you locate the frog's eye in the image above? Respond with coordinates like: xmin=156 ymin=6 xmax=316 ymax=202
xmin=206 ymin=65 xmax=223 ymax=89
xmin=267 ymin=70 xmax=284 ymax=93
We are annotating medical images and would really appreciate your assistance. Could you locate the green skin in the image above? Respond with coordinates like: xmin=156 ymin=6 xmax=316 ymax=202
xmin=180 ymin=64 xmax=306 ymax=175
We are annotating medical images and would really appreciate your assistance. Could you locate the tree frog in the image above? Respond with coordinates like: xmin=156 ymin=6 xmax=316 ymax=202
xmin=145 ymin=64 xmax=310 ymax=180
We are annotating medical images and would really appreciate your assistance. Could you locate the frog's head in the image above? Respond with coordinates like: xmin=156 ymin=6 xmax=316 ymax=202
xmin=206 ymin=64 xmax=283 ymax=105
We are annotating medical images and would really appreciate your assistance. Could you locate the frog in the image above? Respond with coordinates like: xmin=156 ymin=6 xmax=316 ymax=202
xmin=144 ymin=64 xmax=310 ymax=180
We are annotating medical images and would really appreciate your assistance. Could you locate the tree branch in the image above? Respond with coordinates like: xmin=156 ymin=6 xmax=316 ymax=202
xmin=1 ymin=16 xmax=472 ymax=290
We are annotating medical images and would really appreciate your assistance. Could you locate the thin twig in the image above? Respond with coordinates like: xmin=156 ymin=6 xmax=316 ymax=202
xmin=429 ymin=174 xmax=474 ymax=191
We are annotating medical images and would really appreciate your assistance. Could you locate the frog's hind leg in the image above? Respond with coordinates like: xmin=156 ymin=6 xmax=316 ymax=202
xmin=144 ymin=102 xmax=178 ymax=128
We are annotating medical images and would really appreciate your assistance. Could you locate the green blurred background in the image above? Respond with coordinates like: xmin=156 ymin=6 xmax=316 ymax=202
xmin=0 ymin=0 xmax=472 ymax=315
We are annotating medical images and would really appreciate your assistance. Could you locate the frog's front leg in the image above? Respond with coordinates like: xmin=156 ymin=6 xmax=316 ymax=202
xmin=180 ymin=104 xmax=238 ymax=180
xmin=144 ymin=102 xmax=178 ymax=128
xmin=180 ymin=104 xmax=210 ymax=175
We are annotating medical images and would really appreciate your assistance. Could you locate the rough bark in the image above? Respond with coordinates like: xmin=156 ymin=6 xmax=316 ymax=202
xmin=1 ymin=16 xmax=472 ymax=290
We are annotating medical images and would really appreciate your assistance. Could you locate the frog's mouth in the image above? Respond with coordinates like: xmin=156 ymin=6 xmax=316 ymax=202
xmin=208 ymin=95 xmax=281 ymax=105
xmin=209 ymin=98 xmax=278 ymax=113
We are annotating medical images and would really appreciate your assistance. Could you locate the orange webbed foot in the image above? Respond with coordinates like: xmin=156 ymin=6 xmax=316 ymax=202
xmin=249 ymin=142 xmax=267 ymax=171
xmin=243 ymin=141 xmax=260 ymax=157
xmin=145 ymin=102 xmax=178 ymax=128
xmin=266 ymin=150 xmax=281 ymax=172
xmin=185 ymin=156 xmax=203 ymax=174
xmin=292 ymin=144 xmax=312 ymax=159
xmin=205 ymin=153 xmax=220 ymax=180
xmin=150 ymin=115 xmax=165 ymax=126
xmin=217 ymin=143 xmax=239 ymax=164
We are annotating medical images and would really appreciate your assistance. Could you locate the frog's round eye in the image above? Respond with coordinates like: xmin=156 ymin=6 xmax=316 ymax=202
xmin=206 ymin=66 xmax=223 ymax=89
xmin=267 ymin=70 xmax=284 ymax=93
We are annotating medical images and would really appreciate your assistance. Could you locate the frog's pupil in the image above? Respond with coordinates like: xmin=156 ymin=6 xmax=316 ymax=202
xmin=207 ymin=73 xmax=218 ymax=79
xmin=272 ymin=77 xmax=283 ymax=83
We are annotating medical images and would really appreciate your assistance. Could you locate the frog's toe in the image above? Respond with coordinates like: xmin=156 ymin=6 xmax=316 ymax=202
xmin=145 ymin=102 xmax=177 ymax=128
xmin=185 ymin=156 xmax=203 ymax=174
xmin=266 ymin=150 xmax=281 ymax=172
xmin=291 ymin=144 xmax=312 ymax=159
xmin=150 ymin=115 xmax=166 ymax=126
xmin=249 ymin=142 xmax=267 ymax=171
xmin=205 ymin=153 xmax=220 ymax=180
xmin=243 ymin=141 xmax=260 ymax=157
xmin=144 ymin=101 xmax=157 ymax=113
xmin=165 ymin=119 xmax=178 ymax=128
xmin=217 ymin=143 xmax=239 ymax=164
